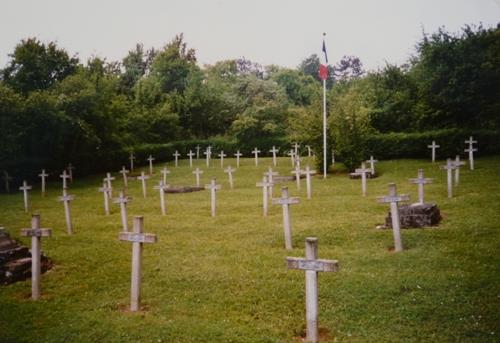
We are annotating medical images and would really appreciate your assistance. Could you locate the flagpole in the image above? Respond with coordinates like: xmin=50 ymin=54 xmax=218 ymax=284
xmin=323 ymin=78 xmax=327 ymax=179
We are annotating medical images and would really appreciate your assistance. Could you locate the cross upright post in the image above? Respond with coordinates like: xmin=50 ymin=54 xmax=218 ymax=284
xmin=377 ymin=183 xmax=409 ymax=252
xmin=286 ymin=237 xmax=339 ymax=343
xmin=264 ymin=167 xmax=279 ymax=199
xmin=350 ymin=162 xmax=372 ymax=196
xmin=256 ymin=176 xmax=273 ymax=216
xmin=20 ymin=214 xmax=52 ymax=300
xmin=60 ymin=170 xmax=70 ymax=189
xmin=302 ymin=165 xmax=316 ymax=199
xmin=98 ymin=181 xmax=112 ymax=215
xmin=2 ymin=171 xmax=12 ymax=193
xmin=234 ymin=150 xmax=243 ymax=168
xmin=192 ymin=168 xmax=203 ymax=187
xmin=453 ymin=155 xmax=466 ymax=185
xmin=464 ymin=136 xmax=478 ymax=170
xmin=306 ymin=145 xmax=312 ymax=158
xmin=147 ymin=155 xmax=155 ymax=175
xmin=38 ymin=169 xmax=49 ymax=196
xmin=137 ymin=172 xmax=150 ymax=198
xmin=19 ymin=180 xmax=32 ymax=212
xmin=103 ymin=172 xmax=115 ymax=199
xmin=119 ymin=166 xmax=129 ymax=188
xmin=291 ymin=164 xmax=302 ymax=190
xmin=204 ymin=148 xmax=211 ymax=167
xmin=195 ymin=145 xmax=201 ymax=159
xmin=173 ymin=151 xmax=180 ymax=168
xmin=160 ymin=166 xmax=171 ymax=185
xmin=113 ymin=191 xmax=132 ymax=232
xmin=129 ymin=152 xmax=136 ymax=172
xmin=187 ymin=150 xmax=195 ymax=168
xmin=252 ymin=148 xmax=261 ymax=166
xmin=119 ymin=216 xmax=157 ymax=312
xmin=408 ymin=169 xmax=433 ymax=204
xmin=440 ymin=158 xmax=456 ymax=198
xmin=366 ymin=156 xmax=378 ymax=175
xmin=205 ymin=178 xmax=222 ymax=217
xmin=218 ymin=151 xmax=227 ymax=168
xmin=224 ymin=165 xmax=236 ymax=189
xmin=58 ymin=188 xmax=75 ymax=234
xmin=427 ymin=141 xmax=440 ymax=163
xmin=66 ymin=163 xmax=75 ymax=183
xmin=154 ymin=181 xmax=169 ymax=215
xmin=292 ymin=142 xmax=300 ymax=156
xmin=272 ymin=187 xmax=300 ymax=250
xmin=287 ymin=150 xmax=295 ymax=167
xmin=269 ymin=146 xmax=279 ymax=167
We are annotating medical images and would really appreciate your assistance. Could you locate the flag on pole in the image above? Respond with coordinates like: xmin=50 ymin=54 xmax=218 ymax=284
xmin=319 ymin=38 xmax=328 ymax=80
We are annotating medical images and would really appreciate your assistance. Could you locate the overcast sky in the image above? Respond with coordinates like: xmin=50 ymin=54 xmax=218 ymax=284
xmin=1 ymin=0 xmax=499 ymax=71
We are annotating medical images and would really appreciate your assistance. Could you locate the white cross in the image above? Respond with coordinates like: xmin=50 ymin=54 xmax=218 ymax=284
xmin=218 ymin=150 xmax=227 ymax=168
xmin=60 ymin=170 xmax=70 ymax=189
xmin=350 ymin=162 xmax=372 ymax=196
xmin=287 ymin=150 xmax=295 ymax=167
xmin=252 ymin=148 xmax=261 ymax=166
xmin=38 ymin=169 xmax=49 ymax=196
xmin=129 ymin=152 xmax=136 ymax=172
xmin=427 ymin=141 xmax=440 ymax=163
xmin=291 ymin=165 xmax=302 ymax=190
xmin=408 ymin=169 xmax=433 ymax=204
xmin=154 ymin=181 xmax=169 ymax=215
xmin=272 ymin=187 xmax=300 ymax=250
xmin=2 ymin=171 xmax=12 ymax=193
xmin=119 ymin=216 xmax=157 ymax=312
xmin=192 ymin=168 xmax=203 ymax=187
xmin=301 ymin=166 xmax=316 ymax=199
xmin=187 ymin=150 xmax=195 ymax=167
xmin=256 ymin=175 xmax=273 ymax=216
xmin=366 ymin=156 xmax=378 ymax=175
xmin=331 ymin=149 xmax=335 ymax=164
xmin=119 ymin=166 xmax=129 ymax=188
xmin=147 ymin=155 xmax=155 ymax=175
xmin=452 ymin=155 xmax=466 ymax=185
xmin=58 ymin=188 xmax=75 ymax=234
xmin=440 ymin=158 xmax=457 ymax=198
xmin=20 ymin=214 xmax=52 ymax=300
xmin=286 ymin=237 xmax=339 ymax=343
xmin=269 ymin=146 xmax=279 ymax=167
xmin=19 ymin=180 xmax=32 ymax=212
xmin=113 ymin=191 xmax=132 ymax=232
xmin=234 ymin=150 xmax=243 ymax=168
xmin=161 ymin=166 xmax=171 ymax=185
xmin=464 ymin=136 xmax=478 ymax=170
xmin=173 ymin=151 xmax=180 ymax=167
xmin=292 ymin=142 xmax=300 ymax=156
xmin=224 ymin=165 xmax=236 ymax=189
xmin=137 ymin=172 xmax=150 ymax=198
xmin=195 ymin=145 xmax=201 ymax=159
xmin=98 ymin=182 xmax=112 ymax=215
xmin=103 ymin=172 xmax=115 ymax=198
xmin=67 ymin=163 xmax=75 ymax=183
xmin=377 ymin=183 xmax=409 ymax=252
xmin=306 ymin=145 xmax=312 ymax=158
xmin=264 ymin=167 xmax=279 ymax=199
xmin=204 ymin=148 xmax=211 ymax=167
xmin=205 ymin=178 xmax=222 ymax=217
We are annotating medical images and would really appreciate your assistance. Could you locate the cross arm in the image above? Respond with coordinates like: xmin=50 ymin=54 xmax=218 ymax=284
xmin=286 ymin=257 xmax=339 ymax=272
xmin=21 ymin=228 xmax=52 ymax=237
xmin=119 ymin=232 xmax=157 ymax=243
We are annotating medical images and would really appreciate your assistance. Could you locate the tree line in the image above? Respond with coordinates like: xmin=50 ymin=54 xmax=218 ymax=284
xmin=0 ymin=25 xmax=498 ymax=177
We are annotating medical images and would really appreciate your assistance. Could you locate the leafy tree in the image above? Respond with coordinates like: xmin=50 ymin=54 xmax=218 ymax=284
xmin=298 ymin=54 xmax=334 ymax=88
xmin=333 ymin=55 xmax=365 ymax=83
xmin=271 ymin=68 xmax=318 ymax=106
xmin=0 ymin=82 xmax=25 ymax=161
xmin=119 ymin=44 xmax=156 ymax=96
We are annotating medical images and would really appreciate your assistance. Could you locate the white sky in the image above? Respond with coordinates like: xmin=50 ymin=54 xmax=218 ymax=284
xmin=1 ymin=0 xmax=499 ymax=71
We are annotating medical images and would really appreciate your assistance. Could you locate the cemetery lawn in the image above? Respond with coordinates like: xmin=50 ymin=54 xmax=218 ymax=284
xmin=0 ymin=156 xmax=499 ymax=342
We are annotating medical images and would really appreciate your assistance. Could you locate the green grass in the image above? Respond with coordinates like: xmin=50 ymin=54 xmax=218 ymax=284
xmin=0 ymin=156 xmax=499 ymax=342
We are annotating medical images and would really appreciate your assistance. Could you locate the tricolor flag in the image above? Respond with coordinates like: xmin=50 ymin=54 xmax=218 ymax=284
xmin=319 ymin=38 xmax=329 ymax=80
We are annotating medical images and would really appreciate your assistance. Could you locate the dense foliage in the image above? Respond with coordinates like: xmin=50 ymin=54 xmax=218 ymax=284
xmin=1 ymin=25 xmax=499 ymax=178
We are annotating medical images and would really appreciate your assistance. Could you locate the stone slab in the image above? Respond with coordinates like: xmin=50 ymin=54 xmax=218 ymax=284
xmin=383 ymin=203 xmax=441 ymax=229
xmin=349 ymin=172 xmax=379 ymax=179
xmin=164 ymin=186 xmax=204 ymax=193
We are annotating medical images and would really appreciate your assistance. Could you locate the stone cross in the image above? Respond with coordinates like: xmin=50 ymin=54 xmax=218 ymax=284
xmin=440 ymin=158 xmax=457 ymax=198
xmin=154 ymin=181 xmax=169 ymax=215
xmin=269 ymin=146 xmax=279 ymax=167
xmin=38 ymin=169 xmax=49 ymax=196
xmin=104 ymin=172 xmax=115 ymax=198
xmin=129 ymin=152 xmax=136 ymax=172
xmin=2 ymin=171 xmax=12 ymax=193
xmin=453 ymin=155 xmax=466 ymax=185
xmin=195 ymin=145 xmax=201 ymax=159
xmin=256 ymin=176 xmax=273 ymax=216
xmin=119 ymin=166 xmax=129 ymax=188
xmin=306 ymin=145 xmax=312 ymax=158
xmin=58 ymin=188 xmax=75 ymax=234
xmin=287 ymin=150 xmax=295 ymax=167
xmin=187 ymin=150 xmax=195 ymax=167
xmin=98 ymin=181 xmax=112 ymax=215
xmin=137 ymin=172 xmax=150 ymax=198
xmin=427 ymin=141 xmax=440 ymax=163
xmin=192 ymin=168 xmax=203 ymax=187
xmin=67 ymin=163 xmax=75 ymax=183
xmin=291 ymin=164 xmax=302 ymax=190
xmin=218 ymin=151 xmax=227 ymax=168
xmin=20 ymin=214 xmax=52 ymax=300
xmin=160 ymin=166 xmax=171 ymax=185
xmin=19 ymin=180 xmax=32 ymax=212
xmin=292 ymin=142 xmax=300 ymax=156
xmin=119 ymin=216 xmax=157 ymax=312
xmin=224 ymin=165 xmax=236 ymax=189
xmin=234 ymin=150 xmax=243 ymax=168
xmin=351 ymin=162 xmax=372 ymax=196
xmin=272 ymin=187 xmax=300 ymax=250
xmin=464 ymin=136 xmax=477 ymax=170
xmin=264 ymin=167 xmax=279 ymax=199
xmin=204 ymin=148 xmax=211 ymax=167
xmin=377 ymin=183 xmax=409 ymax=252
xmin=113 ymin=191 xmax=132 ymax=232
xmin=252 ymin=148 xmax=261 ymax=166
xmin=301 ymin=165 xmax=316 ymax=199
xmin=147 ymin=155 xmax=155 ymax=175
xmin=205 ymin=178 xmax=222 ymax=217
xmin=331 ymin=149 xmax=335 ymax=164
xmin=60 ymin=170 xmax=70 ymax=189
xmin=286 ymin=237 xmax=339 ymax=343
xmin=408 ymin=169 xmax=433 ymax=204
xmin=366 ymin=155 xmax=378 ymax=175
xmin=173 ymin=151 xmax=180 ymax=167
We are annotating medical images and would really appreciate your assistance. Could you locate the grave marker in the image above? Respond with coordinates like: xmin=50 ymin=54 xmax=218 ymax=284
xmin=38 ymin=169 xmax=49 ymax=196
xmin=440 ymin=158 xmax=456 ymax=198
xmin=59 ymin=170 xmax=70 ymax=189
xmin=306 ymin=145 xmax=312 ymax=158
xmin=287 ymin=150 xmax=295 ymax=167
xmin=192 ymin=168 xmax=204 ymax=187
xmin=204 ymin=147 xmax=211 ymax=167
xmin=224 ymin=165 xmax=236 ymax=189
xmin=264 ymin=167 xmax=279 ymax=199
xmin=154 ymin=181 xmax=169 ymax=215
xmin=104 ymin=172 xmax=115 ymax=198
xmin=453 ymin=155 xmax=466 ymax=185
xmin=119 ymin=216 xmax=157 ymax=312
xmin=161 ymin=166 xmax=171 ymax=185
xmin=234 ymin=150 xmax=243 ymax=168
xmin=350 ymin=162 xmax=371 ymax=196
xmin=256 ymin=176 xmax=273 ymax=216
xmin=98 ymin=181 xmax=112 ymax=215
xmin=291 ymin=165 xmax=302 ymax=190
xmin=408 ymin=169 xmax=433 ymax=204
xmin=20 ymin=214 xmax=52 ymax=300
xmin=465 ymin=136 xmax=478 ymax=170
xmin=377 ymin=183 xmax=409 ymax=252
xmin=269 ymin=146 xmax=279 ymax=167
xmin=195 ymin=145 xmax=201 ymax=159
xmin=218 ymin=151 xmax=227 ymax=168
xmin=187 ymin=150 xmax=195 ymax=168
xmin=19 ymin=180 xmax=32 ymax=212
xmin=58 ymin=188 xmax=75 ymax=234
xmin=137 ymin=172 xmax=150 ymax=198
xmin=427 ymin=141 xmax=440 ymax=163
xmin=2 ymin=171 xmax=12 ymax=193
xmin=129 ymin=152 xmax=136 ymax=172
xmin=205 ymin=178 xmax=222 ymax=217
xmin=173 ymin=151 xmax=180 ymax=167
xmin=252 ymin=148 xmax=261 ymax=166
xmin=286 ymin=237 xmax=339 ymax=343
xmin=366 ymin=155 xmax=378 ymax=175
xmin=119 ymin=166 xmax=129 ymax=188
xmin=113 ymin=191 xmax=132 ymax=232
xmin=292 ymin=142 xmax=300 ymax=156
xmin=67 ymin=163 xmax=75 ymax=183
xmin=302 ymin=165 xmax=316 ymax=199
xmin=147 ymin=155 xmax=155 ymax=175
xmin=272 ymin=187 xmax=300 ymax=250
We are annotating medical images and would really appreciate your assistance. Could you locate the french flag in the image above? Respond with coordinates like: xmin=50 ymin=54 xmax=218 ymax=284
xmin=319 ymin=39 xmax=328 ymax=80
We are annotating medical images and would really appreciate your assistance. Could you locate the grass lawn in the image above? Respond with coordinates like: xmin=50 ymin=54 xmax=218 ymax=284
xmin=0 ymin=155 xmax=499 ymax=342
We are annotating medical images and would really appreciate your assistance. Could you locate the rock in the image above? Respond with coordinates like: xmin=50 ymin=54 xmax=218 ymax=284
xmin=384 ymin=203 xmax=441 ymax=229
xmin=0 ymin=229 xmax=53 ymax=285
xmin=164 ymin=186 xmax=204 ymax=193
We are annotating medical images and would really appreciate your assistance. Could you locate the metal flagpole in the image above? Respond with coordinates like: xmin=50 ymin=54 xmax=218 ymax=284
xmin=323 ymin=79 xmax=327 ymax=179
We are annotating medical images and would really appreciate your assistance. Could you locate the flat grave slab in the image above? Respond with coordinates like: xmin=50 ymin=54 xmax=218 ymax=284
xmin=381 ymin=203 xmax=441 ymax=229
xmin=164 ymin=186 xmax=204 ymax=193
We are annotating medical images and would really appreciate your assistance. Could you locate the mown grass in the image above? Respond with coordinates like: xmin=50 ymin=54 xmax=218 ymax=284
xmin=0 ymin=155 xmax=499 ymax=342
